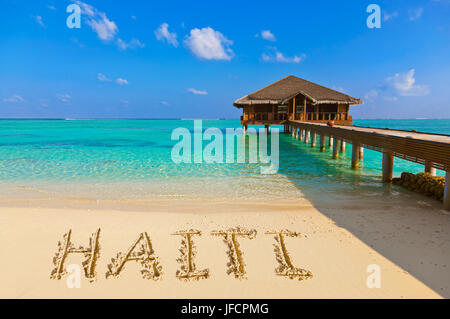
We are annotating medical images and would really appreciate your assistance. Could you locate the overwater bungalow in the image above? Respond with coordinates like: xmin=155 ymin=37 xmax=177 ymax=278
xmin=233 ymin=75 xmax=450 ymax=211
xmin=233 ymin=75 xmax=363 ymax=131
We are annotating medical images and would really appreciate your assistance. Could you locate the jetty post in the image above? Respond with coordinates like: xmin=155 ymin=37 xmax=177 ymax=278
xmin=311 ymin=131 xmax=317 ymax=147
xmin=359 ymin=147 xmax=364 ymax=160
xmin=320 ymin=135 xmax=326 ymax=152
xmin=332 ymin=138 xmax=339 ymax=159
xmin=425 ymin=161 xmax=436 ymax=176
xmin=340 ymin=141 xmax=346 ymax=153
xmin=304 ymin=130 xmax=310 ymax=144
xmin=351 ymin=142 xmax=360 ymax=169
xmin=382 ymin=152 xmax=394 ymax=183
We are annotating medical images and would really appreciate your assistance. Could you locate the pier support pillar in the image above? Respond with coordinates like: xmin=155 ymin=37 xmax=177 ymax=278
xmin=328 ymin=136 xmax=333 ymax=147
xmin=243 ymin=125 xmax=247 ymax=135
xmin=444 ymin=171 xmax=450 ymax=211
xmin=340 ymin=140 xmax=346 ymax=153
xmin=382 ymin=152 xmax=394 ymax=183
xmin=424 ymin=161 xmax=436 ymax=176
xmin=304 ymin=130 xmax=310 ymax=144
xmin=332 ymin=138 xmax=339 ymax=159
xmin=265 ymin=125 xmax=270 ymax=135
xmin=359 ymin=147 xmax=364 ymax=160
xmin=351 ymin=143 xmax=360 ymax=169
xmin=320 ymin=135 xmax=326 ymax=152
xmin=311 ymin=131 xmax=317 ymax=147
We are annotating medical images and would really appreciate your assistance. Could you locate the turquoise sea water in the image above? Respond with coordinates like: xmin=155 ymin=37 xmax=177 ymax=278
xmin=0 ymin=119 xmax=448 ymax=201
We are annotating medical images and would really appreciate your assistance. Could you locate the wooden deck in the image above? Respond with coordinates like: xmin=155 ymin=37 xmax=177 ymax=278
xmin=289 ymin=121 xmax=450 ymax=171
xmin=287 ymin=120 xmax=450 ymax=210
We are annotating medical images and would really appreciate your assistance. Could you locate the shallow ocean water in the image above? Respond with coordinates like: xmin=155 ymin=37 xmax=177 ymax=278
xmin=0 ymin=119 xmax=448 ymax=202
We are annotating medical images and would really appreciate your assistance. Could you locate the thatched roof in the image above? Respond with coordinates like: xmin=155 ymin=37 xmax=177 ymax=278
xmin=233 ymin=75 xmax=363 ymax=107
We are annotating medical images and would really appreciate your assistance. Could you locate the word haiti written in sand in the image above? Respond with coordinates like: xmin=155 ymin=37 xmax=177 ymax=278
xmin=50 ymin=228 xmax=313 ymax=282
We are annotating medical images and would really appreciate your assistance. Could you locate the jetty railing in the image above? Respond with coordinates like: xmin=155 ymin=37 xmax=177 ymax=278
xmin=287 ymin=121 xmax=450 ymax=211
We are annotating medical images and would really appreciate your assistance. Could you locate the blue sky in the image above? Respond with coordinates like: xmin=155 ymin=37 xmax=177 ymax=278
xmin=1 ymin=0 xmax=449 ymax=119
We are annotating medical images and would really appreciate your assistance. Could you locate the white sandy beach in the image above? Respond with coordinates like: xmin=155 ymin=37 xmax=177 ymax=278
xmin=0 ymin=187 xmax=448 ymax=299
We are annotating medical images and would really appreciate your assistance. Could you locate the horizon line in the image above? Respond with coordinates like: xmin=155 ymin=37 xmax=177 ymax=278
xmin=0 ymin=117 xmax=449 ymax=121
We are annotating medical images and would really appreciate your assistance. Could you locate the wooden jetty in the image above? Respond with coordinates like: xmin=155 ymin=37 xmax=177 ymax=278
xmin=234 ymin=75 xmax=450 ymax=210
xmin=287 ymin=121 xmax=450 ymax=210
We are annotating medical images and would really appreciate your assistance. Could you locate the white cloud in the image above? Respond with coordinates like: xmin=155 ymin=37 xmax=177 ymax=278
xmin=116 ymin=38 xmax=145 ymax=50
xmin=185 ymin=27 xmax=234 ymax=61
xmin=3 ymin=94 xmax=25 ymax=103
xmin=187 ymin=88 xmax=208 ymax=95
xmin=56 ymin=94 xmax=71 ymax=103
xmin=160 ymin=101 xmax=170 ymax=106
xmin=97 ymin=73 xmax=111 ymax=82
xmin=383 ymin=96 xmax=399 ymax=101
xmin=87 ymin=13 xmax=117 ymax=41
xmin=47 ymin=5 xmax=56 ymax=10
xmin=35 ymin=15 xmax=45 ymax=27
xmin=155 ymin=23 xmax=178 ymax=47
xmin=385 ymin=69 xmax=429 ymax=96
xmin=74 ymin=0 xmax=95 ymax=16
xmin=261 ymin=48 xmax=306 ymax=63
xmin=73 ymin=1 xmax=143 ymax=50
xmin=364 ymin=69 xmax=429 ymax=103
xmin=74 ymin=1 xmax=118 ymax=41
xmin=384 ymin=11 xmax=398 ymax=21
xmin=409 ymin=7 xmax=424 ymax=21
xmin=116 ymin=78 xmax=129 ymax=86
xmin=98 ymin=74 xmax=129 ymax=85
xmin=364 ymin=89 xmax=379 ymax=101
xmin=260 ymin=30 xmax=276 ymax=41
